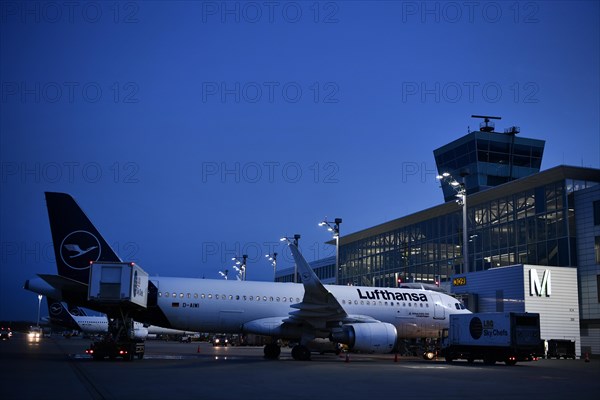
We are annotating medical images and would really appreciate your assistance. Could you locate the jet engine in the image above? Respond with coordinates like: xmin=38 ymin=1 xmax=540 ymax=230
xmin=330 ymin=322 xmax=397 ymax=353
xmin=132 ymin=326 xmax=148 ymax=340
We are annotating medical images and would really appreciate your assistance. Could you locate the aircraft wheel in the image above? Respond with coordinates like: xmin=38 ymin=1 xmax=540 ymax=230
xmin=291 ymin=345 xmax=311 ymax=361
xmin=263 ymin=343 xmax=281 ymax=360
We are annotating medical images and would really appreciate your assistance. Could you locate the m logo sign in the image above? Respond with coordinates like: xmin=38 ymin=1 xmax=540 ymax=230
xmin=530 ymin=268 xmax=551 ymax=297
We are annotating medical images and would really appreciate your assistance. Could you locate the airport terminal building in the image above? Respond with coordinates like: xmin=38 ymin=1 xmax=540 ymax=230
xmin=277 ymin=124 xmax=600 ymax=357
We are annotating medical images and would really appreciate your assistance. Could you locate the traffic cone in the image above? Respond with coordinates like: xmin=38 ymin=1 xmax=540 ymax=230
xmin=584 ymin=352 xmax=590 ymax=363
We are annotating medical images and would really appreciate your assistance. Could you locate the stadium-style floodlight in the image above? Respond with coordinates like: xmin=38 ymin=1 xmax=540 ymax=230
xmin=231 ymin=255 xmax=248 ymax=281
xmin=280 ymin=234 xmax=301 ymax=282
xmin=319 ymin=217 xmax=342 ymax=285
xmin=265 ymin=252 xmax=278 ymax=282
xmin=436 ymin=172 xmax=469 ymax=274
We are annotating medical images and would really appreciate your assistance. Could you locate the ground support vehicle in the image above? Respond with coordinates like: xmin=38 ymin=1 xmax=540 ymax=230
xmin=441 ymin=312 xmax=543 ymax=366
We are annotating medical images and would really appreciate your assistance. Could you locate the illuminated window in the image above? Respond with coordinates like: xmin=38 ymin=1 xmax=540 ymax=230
xmin=201 ymin=294 xmax=205 ymax=299
xmin=179 ymin=293 xmax=184 ymax=298
xmin=158 ymin=292 xmax=162 ymax=297
xmin=165 ymin=292 xmax=170 ymax=298
xmin=194 ymin=293 xmax=198 ymax=299
xmin=172 ymin=292 xmax=176 ymax=298
xmin=208 ymin=294 xmax=212 ymax=299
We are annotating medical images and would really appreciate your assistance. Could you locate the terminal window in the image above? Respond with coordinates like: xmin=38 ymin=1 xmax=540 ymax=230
xmin=594 ymin=201 xmax=600 ymax=225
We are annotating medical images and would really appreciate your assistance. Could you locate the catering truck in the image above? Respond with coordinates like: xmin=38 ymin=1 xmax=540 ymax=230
xmin=85 ymin=262 xmax=148 ymax=361
xmin=440 ymin=312 xmax=544 ymax=366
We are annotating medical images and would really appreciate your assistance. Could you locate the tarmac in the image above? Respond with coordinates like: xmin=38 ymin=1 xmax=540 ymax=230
xmin=1 ymin=333 xmax=598 ymax=400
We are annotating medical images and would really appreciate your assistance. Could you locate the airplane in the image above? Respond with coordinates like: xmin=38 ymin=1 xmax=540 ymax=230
xmin=25 ymin=192 xmax=471 ymax=361
xmin=45 ymin=297 xmax=197 ymax=339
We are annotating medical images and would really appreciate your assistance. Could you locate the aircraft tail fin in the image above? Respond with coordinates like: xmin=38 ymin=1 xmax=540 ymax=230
xmin=46 ymin=297 xmax=80 ymax=330
xmin=45 ymin=192 xmax=121 ymax=285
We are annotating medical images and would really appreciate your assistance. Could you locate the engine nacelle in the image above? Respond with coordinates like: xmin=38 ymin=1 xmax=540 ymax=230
xmin=331 ymin=323 xmax=397 ymax=354
xmin=132 ymin=327 xmax=148 ymax=340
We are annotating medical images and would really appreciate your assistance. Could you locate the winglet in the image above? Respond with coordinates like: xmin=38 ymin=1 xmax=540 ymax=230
xmin=287 ymin=243 xmax=346 ymax=319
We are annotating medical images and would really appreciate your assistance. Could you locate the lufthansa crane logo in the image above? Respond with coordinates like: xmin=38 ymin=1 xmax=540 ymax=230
xmin=50 ymin=303 xmax=63 ymax=316
xmin=60 ymin=230 xmax=101 ymax=270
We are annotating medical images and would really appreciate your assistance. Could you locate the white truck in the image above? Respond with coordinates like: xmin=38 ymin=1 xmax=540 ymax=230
xmin=440 ymin=312 xmax=544 ymax=366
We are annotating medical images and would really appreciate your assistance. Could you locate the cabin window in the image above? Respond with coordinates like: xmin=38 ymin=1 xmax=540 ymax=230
xmin=158 ymin=292 xmax=162 ymax=297
xmin=236 ymin=295 xmax=240 ymax=300
xmin=194 ymin=293 xmax=198 ymax=299
xmin=201 ymin=294 xmax=205 ymax=299
xmin=187 ymin=293 xmax=191 ymax=299
xmin=249 ymin=296 xmax=253 ymax=301
xmin=208 ymin=294 xmax=212 ymax=299
xmin=276 ymin=297 xmax=280 ymax=302
xmin=215 ymin=294 xmax=219 ymax=299
xmin=222 ymin=294 xmax=226 ymax=300
xmin=179 ymin=293 xmax=184 ymax=298
xmin=172 ymin=292 xmax=176 ymax=298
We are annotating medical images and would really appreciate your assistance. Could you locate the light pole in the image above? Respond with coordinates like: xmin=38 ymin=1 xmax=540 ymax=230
xmin=37 ymin=294 xmax=42 ymax=327
xmin=437 ymin=172 xmax=469 ymax=274
xmin=280 ymin=234 xmax=301 ymax=283
xmin=231 ymin=255 xmax=248 ymax=280
xmin=265 ymin=252 xmax=278 ymax=281
xmin=319 ymin=217 xmax=342 ymax=285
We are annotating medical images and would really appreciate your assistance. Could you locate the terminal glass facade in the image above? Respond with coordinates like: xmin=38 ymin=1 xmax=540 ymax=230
xmin=338 ymin=175 xmax=599 ymax=288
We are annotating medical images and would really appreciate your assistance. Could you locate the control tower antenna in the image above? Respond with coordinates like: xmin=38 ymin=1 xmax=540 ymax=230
xmin=471 ymin=115 xmax=501 ymax=133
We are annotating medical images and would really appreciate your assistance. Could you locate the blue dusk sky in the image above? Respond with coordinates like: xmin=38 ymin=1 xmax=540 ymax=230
xmin=1 ymin=1 xmax=599 ymax=321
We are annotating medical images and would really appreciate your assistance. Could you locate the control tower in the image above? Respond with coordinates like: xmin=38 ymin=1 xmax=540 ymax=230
xmin=434 ymin=115 xmax=545 ymax=202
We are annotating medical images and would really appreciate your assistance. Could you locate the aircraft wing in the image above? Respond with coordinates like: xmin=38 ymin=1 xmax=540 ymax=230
xmin=284 ymin=244 xmax=347 ymax=329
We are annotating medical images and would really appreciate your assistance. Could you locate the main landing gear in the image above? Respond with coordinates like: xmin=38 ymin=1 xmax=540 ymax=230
xmin=263 ymin=343 xmax=312 ymax=361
